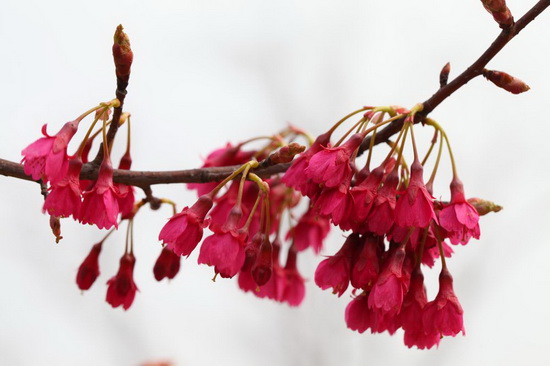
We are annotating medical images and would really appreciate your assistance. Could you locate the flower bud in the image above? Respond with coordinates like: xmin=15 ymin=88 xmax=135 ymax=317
xmin=482 ymin=69 xmax=530 ymax=94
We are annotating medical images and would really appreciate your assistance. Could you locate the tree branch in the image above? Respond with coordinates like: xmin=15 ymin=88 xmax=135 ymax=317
xmin=1 ymin=0 xmax=549 ymax=187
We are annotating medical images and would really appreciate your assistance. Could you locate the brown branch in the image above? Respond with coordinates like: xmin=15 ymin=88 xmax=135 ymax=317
xmin=1 ymin=1 xmax=549 ymax=187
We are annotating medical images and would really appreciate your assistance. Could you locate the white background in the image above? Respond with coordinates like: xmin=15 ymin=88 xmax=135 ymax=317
xmin=1 ymin=1 xmax=549 ymax=365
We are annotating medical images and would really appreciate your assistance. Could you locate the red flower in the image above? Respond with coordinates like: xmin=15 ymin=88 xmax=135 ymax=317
xmin=395 ymin=160 xmax=436 ymax=229
xmin=367 ymin=170 xmax=399 ymax=236
xmin=153 ymin=247 xmax=181 ymax=281
xmin=306 ymin=133 xmax=363 ymax=190
xmin=43 ymin=156 xmax=83 ymax=218
xmin=21 ymin=121 xmax=78 ymax=184
xmin=439 ymin=177 xmax=480 ymax=245
xmin=76 ymin=242 xmax=102 ymax=290
xmin=345 ymin=293 xmax=373 ymax=334
xmin=282 ymin=132 xmax=331 ymax=195
xmin=348 ymin=166 xmax=384 ymax=232
xmin=314 ymin=234 xmax=358 ymax=297
xmin=158 ymin=194 xmax=213 ymax=256
xmin=198 ymin=208 xmax=246 ymax=278
xmin=106 ymin=253 xmax=138 ymax=310
xmin=78 ymin=158 xmax=121 ymax=229
xmin=350 ymin=234 xmax=380 ymax=290
xmin=423 ymin=268 xmax=465 ymax=337
xmin=280 ymin=247 xmax=305 ymax=307
xmin=368 ymin=245 xmax=410 ymax=314
xmin=286 ymin=207 xmax=331 ymax=254
xmin=400 ymin=268 xmax=440 ymax=350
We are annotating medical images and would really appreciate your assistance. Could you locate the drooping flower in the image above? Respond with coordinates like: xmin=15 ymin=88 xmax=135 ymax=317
xmin=76 ymin=242 xmax=103 ymax=291
xmin=439 ymin=177 xmax=480 ymax=245
xmin=423 ymin=268 xmax=465 ymax=337
xmin=43 ymin=156 xmax=83 ymax=218
xmin=395 ymin=160 xmax=436 ymax=229
xmin=78 ymin=157 xmax=121 ymax=230
xmin=106 ymin=253 xmax=138 ymax=310
xmin=21 ymin=121 xmax=79 ymax=184
xmin=314 ymin=234 xmax=358 ymax=297
xmin=350 ymin=234 xmax=380 ymax=290
xmin=348 ymin=166 xmax=384 ymax=232
xmin=368 ymin=245 xmax=410 ymax=315
xmin=400 ymin=268 xmax=440 ymax=350
xmin=286 ymin=207 xmax=331 ymax=254
xmin=345 ymin=293 xmax=373 ymax=334
xmin=306 ymin=133 xmax=363 ymax=190
xmin=280 ymin=246 xmax=305 ymax=307
xmin=158 ymin=194 xmax=213 ymax=256
xmin=198 ymin=208 xmax=247 ymax=278
xmin=367 ymin=170 xmax=399 ymax=236
xmin=153 ymin=247 xmax=181 ymax=281
xmin=282 ymin=131 xmax=331 ymax=196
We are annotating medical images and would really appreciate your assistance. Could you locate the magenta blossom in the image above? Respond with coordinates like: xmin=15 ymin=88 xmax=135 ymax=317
xmin=286 ymin=207 xmax=331 ymax=254
xmin=198 ymin=208 xmax=247 ymax=278
xmin=78 ymin=157 xmax=121 ymax=230
xmin=306 ymin=133 xmax=363 ymax=190
xmin=395 ymin=160 xmax=436 ymax=229
xmin=76 ymin=242 xmax=103 ymax=291
xmin=439 ymin=177 xmax=480 ymax=245
xmin=159 ymin=194 xmax=213 ymax=256
xmin=21 ymin=121 xmax=78 ymax=184
xmin=106 ymin=253 xmax=138 ymax=310
xmin=423 ymin=268 xmax=465 ymax=337
xmin=43 ymin=156 xmax=83 ymax=218
xmin=314 ymin=234 xmax=358 ymax=297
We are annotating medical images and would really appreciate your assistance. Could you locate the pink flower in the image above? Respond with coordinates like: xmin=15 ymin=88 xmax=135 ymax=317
xmin=158 ymin=194 xmax=213 ymax=256
xmin=313 ymin=187 xmax=347 ymax=218
xmin=367 ymin=170 xmax=399 ymax=236
xmin=280 ymin=247 xmax=306 ymax=307
xmin=153 ymin=247 xmax=181 ymax=281
xmin=282 ymin=132 xmax=331 ymax=195
xmin=395 ymin=160 xmax=436 ymax=229
xmin=78 ymin=158 xmax=121 ymax=229
xmin=368 ymin=245 xmax=410 ymax=314
xmin=439 ymin=177 xmax=480 ymax=245
xmin=286 ymin=207 xmax=331 ymax=254
xmin=350 ymin=234 xmax=380 ymax=290
xmin=314 ymin=234 xmax=358 ymax=296
xmin=423 ymin=268 xmax=465 ymax=337
xmin=76 ymin=242 xmax=102 ymax=290
xmin=345 ymin=293 xmax=373 ymax=333
xmin=198 ymin=208 xmax=247 ymax=278
xmin=21 ymin=121 xmax=78 ymax=184
xmin=306 ymin=133 xmax=363 ymax=190
xmin=43 ymin=156 xmax=83 ymax=218
xmin=348 ymin=166 xmax=384 ymax=232
xmin=400 ymin=268 xmax=440 ymax=349
xmin=106 ymin=253 xmax=138 ymax=310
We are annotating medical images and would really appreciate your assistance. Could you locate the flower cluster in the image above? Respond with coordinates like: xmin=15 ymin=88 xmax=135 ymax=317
xmin=282 ymin=106 xmax=483 ymax=348
xmin=159 ymin=131 xmax=319 ymax=307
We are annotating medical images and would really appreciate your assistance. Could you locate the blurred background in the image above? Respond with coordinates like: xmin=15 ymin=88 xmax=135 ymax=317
xmin=1 ymin=1 xmax=549 ymax=365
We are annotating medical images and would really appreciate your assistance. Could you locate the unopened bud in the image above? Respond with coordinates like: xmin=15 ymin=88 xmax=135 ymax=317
xmin=481 ymin=0 xmax=513 ymax=27
xmin=440 ymin=62 xmax=451 ymax=88
xmin=270 ymin=143 xmax=306 ymax=165
xmin=467 ymin=197 xmax=503 ymax=216
xmin=49 ymin=215 xmax=62 ymax=243
xmin=482 ymin=69 xmax=530 ymax=94
xmin=113 ymin=25 xmax=133 ymax=80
